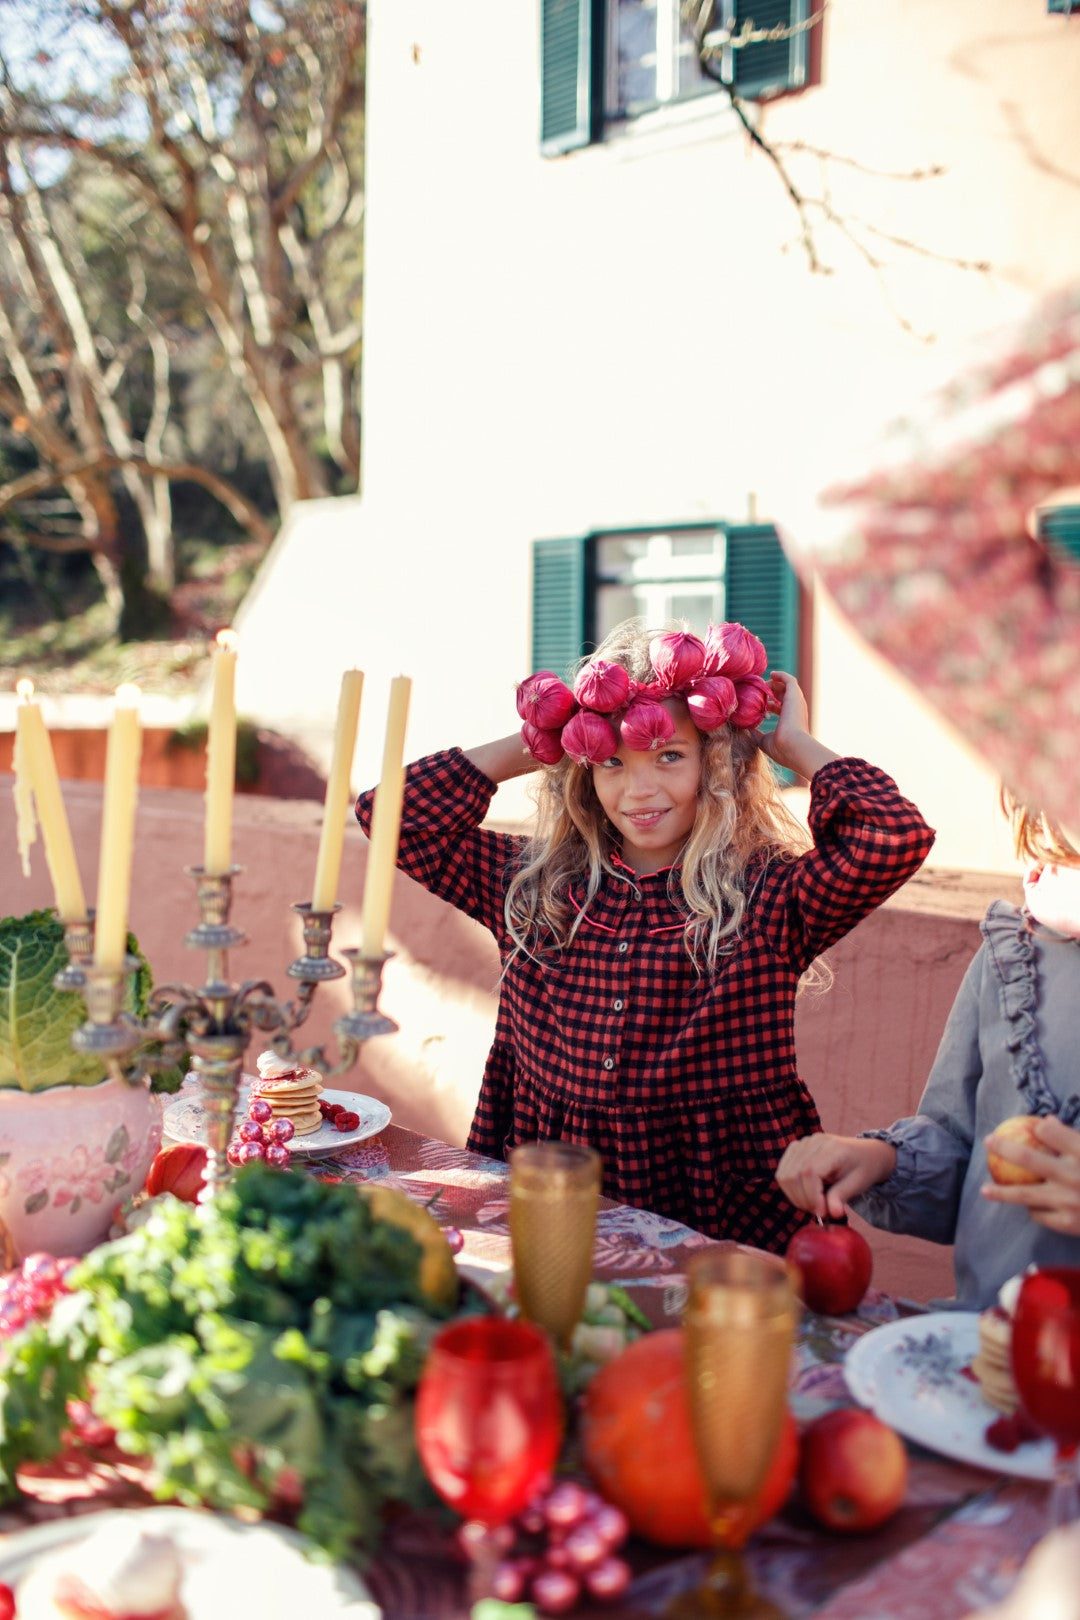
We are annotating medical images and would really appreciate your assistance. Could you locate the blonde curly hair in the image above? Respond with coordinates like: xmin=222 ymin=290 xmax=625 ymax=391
xmin=505 ymin=619 xmax=811 ymax=973
xmin=1002 ymin=787 xmax=1080 ymax=867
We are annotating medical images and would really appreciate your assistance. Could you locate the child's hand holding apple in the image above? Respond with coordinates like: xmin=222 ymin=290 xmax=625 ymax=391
xmin=982 ymin=1114 xmax=1080 ymax=1236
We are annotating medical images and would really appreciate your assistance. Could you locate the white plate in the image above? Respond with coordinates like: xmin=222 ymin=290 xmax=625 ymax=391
xmin=0 ymin=1505 xmax=379 ymax=1617
xmin=844 ymin=1311 xmax=1056 ymax=1481
xmin=164 ymin=1084 xmax=391 ymax=1159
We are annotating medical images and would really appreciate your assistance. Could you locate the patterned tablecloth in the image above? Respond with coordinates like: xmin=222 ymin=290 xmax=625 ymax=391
xmin=0 ymin=1115 xmax=1051 ymax=1619
xmin=310 ymin=1121 xmax=1047 ymax=1620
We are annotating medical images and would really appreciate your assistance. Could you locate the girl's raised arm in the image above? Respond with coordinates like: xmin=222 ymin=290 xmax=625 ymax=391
xmin=754 ymin=670 xmax=839 ymax=781
xmin=463 ymin=734 xmax=541 ymax=786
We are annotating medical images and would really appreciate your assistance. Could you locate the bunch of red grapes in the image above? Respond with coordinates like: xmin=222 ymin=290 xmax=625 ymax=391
xmin=482 ymin=1479 xmax=632 ymax=1613
xmin=226 ymin=1095 xmax=297 ymax=1169
xmin=0 ymin=1252 xmax=75 ymax=1339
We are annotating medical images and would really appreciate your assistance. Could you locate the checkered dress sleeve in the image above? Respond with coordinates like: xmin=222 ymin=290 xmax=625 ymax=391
xmin=355 ymin=748 xmax=520 ymax=939
xmin=755 ymin=757 xmax=936 ymax=971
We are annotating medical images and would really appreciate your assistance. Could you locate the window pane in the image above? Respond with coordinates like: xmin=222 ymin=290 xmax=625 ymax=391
xmin=615 ymin=0 xmax=658 ymax=111
xmin=595 ymin=529 xmax=726 ymax=640
xmin=677 ymin=34 xmax=712 ymax=97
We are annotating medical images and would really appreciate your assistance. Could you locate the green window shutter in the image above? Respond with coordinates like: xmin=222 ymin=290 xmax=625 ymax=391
xmin=532 ymin=536 xmax=591 ymax=678
xmin=541 ymin=0 xmax=596 ymax=155
xmin=725 ymin=524 xmax=799 ymax=676
xmin=1037 ymin=505 xmax=1080 ymax=563
xmin=725 ymin=523 xmax=799 ymax=779
xmin=729 ymin=0 xmax=808 ymax=100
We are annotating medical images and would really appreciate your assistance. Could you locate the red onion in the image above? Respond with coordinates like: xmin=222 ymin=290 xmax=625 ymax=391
xmin=649 ymin=631 xmax=706 ymax=690
xmin=574 ymin=659 xmax=631 ymax=713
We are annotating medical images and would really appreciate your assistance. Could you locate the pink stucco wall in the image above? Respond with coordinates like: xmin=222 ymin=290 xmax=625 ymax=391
xmin=1 ymin=775 xmax=1019 ymax=1304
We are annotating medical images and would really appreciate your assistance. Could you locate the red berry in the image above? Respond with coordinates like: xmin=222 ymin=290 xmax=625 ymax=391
xmin=265 ymin=1142 xmax=292 ymax=1170
xmin=268 ymin=1117 xmax=295 ymax=1143
xmin=238 ymin=1119 xmax=265 ymax=1144
xmin=563 ymin=1521 xmax=608 ymax=1571
xmin=490 ymin=1562 xmax=528 ymax=1604
xmin=0 ymin=1581 xmax=15 ymax=1620
xmin=589 ymin=1502 xmax=630 ymax=1551
xmin=237 ymin=1140 xmax=266 ymax=1164
xmin=248 ymin=1098 xmax=273 ymax=1124
xmin=335 ymin=1111 xmax=360 ymax=1132
xmin=22 ymin=1252 xmax=60 ymax=1286
xmin=584 ymin=1556 xmax=632 ymax=1602
xmin=532 ymin=1567 xmax=581 ymax=1615
xmin=544 ymin=1480 xmax=591 ymax=1529
xmin=227 ymin=1140 xmax=245 ymax=1166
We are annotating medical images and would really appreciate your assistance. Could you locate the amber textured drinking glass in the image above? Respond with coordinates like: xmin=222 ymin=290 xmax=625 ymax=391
xmin=666 ymin=1246 xmax=800 ymax=1620
xmin=509 ymin=1140 xmax=601 ymax=1350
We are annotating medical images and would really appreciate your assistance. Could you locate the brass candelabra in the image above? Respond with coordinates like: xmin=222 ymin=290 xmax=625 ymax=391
xmin=56 ymin=866 xmax=396 ymax=1201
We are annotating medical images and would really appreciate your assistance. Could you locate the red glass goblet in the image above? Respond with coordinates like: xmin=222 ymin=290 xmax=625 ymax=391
xmin=415 ymin=1315 xmax=564 ymax=1603
xmin=1010 ymin=1266 xmax=1080 ymax=1528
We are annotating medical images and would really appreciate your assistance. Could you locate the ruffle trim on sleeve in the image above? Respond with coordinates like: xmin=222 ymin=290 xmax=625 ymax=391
xmin=981 ymin=899 xmax=1080 ymax=1125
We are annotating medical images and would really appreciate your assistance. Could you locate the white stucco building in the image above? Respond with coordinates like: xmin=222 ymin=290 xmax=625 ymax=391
xmin=235 ymin=0 xmax=1080 ymax=874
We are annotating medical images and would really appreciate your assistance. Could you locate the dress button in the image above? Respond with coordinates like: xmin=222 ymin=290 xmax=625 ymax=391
xmin=613 ymin=999 xmax=624 ymax=1011
xmin=602 ymin=1057 xmax=615 ymax=1070
xmin=617 ymin=941 xmax=629 ymax=953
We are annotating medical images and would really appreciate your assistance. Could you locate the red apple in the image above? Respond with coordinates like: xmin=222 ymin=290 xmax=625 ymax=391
xmin=786 ymin=1219 xmax=873 ymax=1315
xmin=985 ymin=1114 xmax=1043 ymax=1185
xmin=798 ymin=1408 xmax=908 ymax=1533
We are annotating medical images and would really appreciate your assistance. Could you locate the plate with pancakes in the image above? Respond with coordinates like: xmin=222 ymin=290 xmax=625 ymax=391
xmin=165 ymin=1077 xmax=391 ymax=1159
xmin=843 ymin=1312 xmax=1056 ymax=1480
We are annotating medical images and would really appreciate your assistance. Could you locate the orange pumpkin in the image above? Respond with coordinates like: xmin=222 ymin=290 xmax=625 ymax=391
xmin=579 ymin=1327 xmax=798 ymax=1549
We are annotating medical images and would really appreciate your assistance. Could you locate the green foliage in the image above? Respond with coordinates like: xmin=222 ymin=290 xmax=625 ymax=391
xmin=0 ymin=910 xmax=180 ymax=1093
xmin=166 ymin=717 xmax=262 ymax=788
xmin=0 ymin=1165 xmax=464 ymax=1562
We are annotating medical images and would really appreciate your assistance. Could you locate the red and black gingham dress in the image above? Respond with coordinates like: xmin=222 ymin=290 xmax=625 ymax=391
xmin=356 ymin=749 xmax=935 ymax=1251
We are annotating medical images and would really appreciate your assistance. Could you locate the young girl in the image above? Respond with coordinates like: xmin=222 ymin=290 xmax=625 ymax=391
xmin=776 ymin=794 xmax=1080 ymax=1306
xmin=356 ymin=618 xmax=934 ymax=1251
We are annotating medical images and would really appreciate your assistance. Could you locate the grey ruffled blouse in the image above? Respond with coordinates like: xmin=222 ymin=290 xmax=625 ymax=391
xmin=851 ymin=899 xmax=1080 ymax=1308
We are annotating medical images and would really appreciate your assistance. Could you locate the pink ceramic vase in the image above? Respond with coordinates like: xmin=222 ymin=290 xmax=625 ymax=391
xmin=0 ymin=1077 xmax=162 ymax=1263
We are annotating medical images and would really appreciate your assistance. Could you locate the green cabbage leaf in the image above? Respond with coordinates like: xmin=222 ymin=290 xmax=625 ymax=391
xmin=0 ymin=909 xmax=179 ymax=1092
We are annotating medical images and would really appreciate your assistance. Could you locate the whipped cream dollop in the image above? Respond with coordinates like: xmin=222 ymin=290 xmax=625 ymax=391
xmin=256 ymin=1050 xmax=300 ymax=1080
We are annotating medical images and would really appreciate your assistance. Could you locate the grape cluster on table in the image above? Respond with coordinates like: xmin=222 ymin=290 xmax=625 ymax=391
xmin=0 ymin=1252 xmax=74 ymax=1339
xmin=479 ymin=1478 xmax=632 ymax=1613
xmin=226 ymin=1094 xmax=363 ymax=1170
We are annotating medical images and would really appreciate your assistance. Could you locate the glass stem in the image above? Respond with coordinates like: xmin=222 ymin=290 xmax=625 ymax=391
xmin=1049 ymin=1444 xmax=1080 ymax=1530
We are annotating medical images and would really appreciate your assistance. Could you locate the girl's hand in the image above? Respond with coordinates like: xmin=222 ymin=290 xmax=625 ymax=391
xmin=753 ymin=672 xmax=839 ymax=780
xmin=776 ymin=1132 xmax=897 ymax=1222
xmin=980 ymin=1116 xmax=1080 ymax=1236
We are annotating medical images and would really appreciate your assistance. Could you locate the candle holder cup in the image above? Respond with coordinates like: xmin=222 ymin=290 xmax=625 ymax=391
xmin=62 ymin=866 xmax=397 ymax=1195
xmin=52 ymin=912 xmax=96 ymax=993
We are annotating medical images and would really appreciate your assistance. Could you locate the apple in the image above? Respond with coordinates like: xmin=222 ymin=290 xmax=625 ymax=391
xmin=786 ymin=1219 xmax=873 ymax=1315
xmin=798 ymin=1408 xmax=908 ymax=1533
xmin=985 ymin=1114 xmax=1043 ymax=1185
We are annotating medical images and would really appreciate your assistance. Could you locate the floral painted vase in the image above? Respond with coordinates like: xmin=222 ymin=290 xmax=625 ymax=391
xmin=0 ymin=1077 xmax=162 ymax=1262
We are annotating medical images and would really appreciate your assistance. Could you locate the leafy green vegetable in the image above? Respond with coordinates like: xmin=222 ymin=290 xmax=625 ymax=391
xmin=0 ymin=909 xmax=181 ymax=1092
xmin=0 ymin=1165 xmax=467 ymax=1561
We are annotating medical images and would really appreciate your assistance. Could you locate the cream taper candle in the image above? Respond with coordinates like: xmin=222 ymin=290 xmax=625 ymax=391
xmin=360 ymin=675 xmax=412 ymax=956
xmin=204 ymin=628 xmax=239 ymax=874
xmin=13 ymin=680 xmax=88 ymax=920
xmin=312 ymin=668 xmax=365 ymax=912
xmin=94 ymin=683 xmax=143 ymax=971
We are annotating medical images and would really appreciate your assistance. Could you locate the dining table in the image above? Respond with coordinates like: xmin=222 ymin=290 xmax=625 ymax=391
xmin=0 ymin=1109 xmax=1053 ymax=1620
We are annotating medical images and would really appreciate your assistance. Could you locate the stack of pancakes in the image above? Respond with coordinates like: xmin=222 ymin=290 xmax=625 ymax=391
xmin=252 ymin=1052 xmax=324 ymax=1137
xmin=971 ymin=1304 xmax=1018 ymax=1414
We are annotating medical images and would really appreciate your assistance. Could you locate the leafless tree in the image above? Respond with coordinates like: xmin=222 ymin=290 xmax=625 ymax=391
xmin=0 ymin=0 xmax=364 ymax=624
